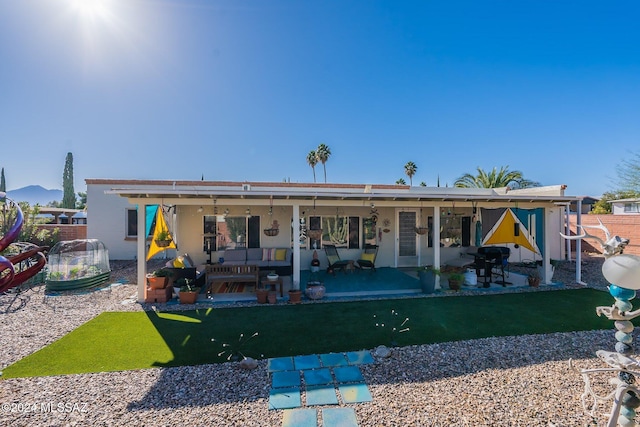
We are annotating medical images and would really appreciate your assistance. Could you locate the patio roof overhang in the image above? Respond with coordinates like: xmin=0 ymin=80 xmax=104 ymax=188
xmin=101 ymin=179 xmax=580 ymax=206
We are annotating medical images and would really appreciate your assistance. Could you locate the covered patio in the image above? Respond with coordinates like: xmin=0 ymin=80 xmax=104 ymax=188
xmin=85 ymin=179 xmax=585 ymax=303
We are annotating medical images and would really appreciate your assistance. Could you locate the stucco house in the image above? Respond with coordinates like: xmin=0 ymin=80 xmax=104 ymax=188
xmin=610 ymin=198 xmax=640 ymax=215
xmin=86 ymin=179 xmax=584 ymax=302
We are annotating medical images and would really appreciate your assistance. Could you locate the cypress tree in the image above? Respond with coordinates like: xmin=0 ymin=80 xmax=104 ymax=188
xmin=62 ymin=152 xmax=77 ymax=209
xmin=0 ymin=167 xmax=5 ymax=201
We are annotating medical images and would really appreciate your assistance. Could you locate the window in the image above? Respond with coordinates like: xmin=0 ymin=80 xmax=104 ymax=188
xmin=216 ymin=216 xmax=260 ymax=250
xmin=126 ymin=209 xmax=139 ymax=237
xmin=624 ymin=203 xmax=640 ymax=213
xmin=308 ymin=215 xmax=361 ymax=249
xmin=126 ymin=207 xmax=155 ymax=238
xmin=203 ymin=215 xmax=217 ymax=252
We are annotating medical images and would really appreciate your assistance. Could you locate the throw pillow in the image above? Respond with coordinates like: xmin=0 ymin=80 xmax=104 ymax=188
xmin=173 ymin=257 xmax=185 ymax=268
xmin=360 ymin=253 xmax=375 ymax=262
xmin=275 ymin=248 xmax=287 ymax=261
xmin=262 ymin=248 xmax=276 ymax=261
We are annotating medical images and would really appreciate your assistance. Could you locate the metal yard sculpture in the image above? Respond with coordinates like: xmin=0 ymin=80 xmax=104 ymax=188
xmin=0 ymin=193 xmax=47 ymax=293
xmin=562 ymin=220 xmax=640 ymax=427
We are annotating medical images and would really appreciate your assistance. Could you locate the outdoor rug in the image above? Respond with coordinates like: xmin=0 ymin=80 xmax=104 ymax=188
xmin=210 ymin=282 xmax=255 ymax=294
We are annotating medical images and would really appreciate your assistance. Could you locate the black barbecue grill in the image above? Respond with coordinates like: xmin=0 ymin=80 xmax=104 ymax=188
xmin=474 ymin=246 xmax=511 ymax=287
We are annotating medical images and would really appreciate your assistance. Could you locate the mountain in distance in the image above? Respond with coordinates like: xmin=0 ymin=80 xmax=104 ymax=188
xmin=6 ymin=185 xmax=63 ymax=206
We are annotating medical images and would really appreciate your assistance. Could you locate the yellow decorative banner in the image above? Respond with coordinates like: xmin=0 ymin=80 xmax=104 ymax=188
xmin=147 ymin=207 xmax=176 ymax=261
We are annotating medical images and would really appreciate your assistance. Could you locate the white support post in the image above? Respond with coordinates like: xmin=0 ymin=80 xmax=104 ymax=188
xmin=433 ymin=205 xmax=441 ymax=289
xmin=576 ymin=200 xmax=583 ymax=285
xmin=292 ymin=204 xmax=301 ymax=290
xmin=137 ymin=201 xmax=148 ymax=302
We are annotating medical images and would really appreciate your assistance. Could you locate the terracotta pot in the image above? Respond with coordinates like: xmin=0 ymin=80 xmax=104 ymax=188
xmin=256 ymin=289 xmax=269 ymax=304
xmin=448 ymin=279 xmax=462 ymax=291
xmin=267 ymin=291 xmax=277 ymax=304
xmin=288 ymin=290 xmax=302 ymax=304
xmin=528 ymin=277 xmax=540 ymax=287
xmin=147 ymin=276 xmax=168 ymax=290
xmin=179 ymin=291 xmax=198 ymax=304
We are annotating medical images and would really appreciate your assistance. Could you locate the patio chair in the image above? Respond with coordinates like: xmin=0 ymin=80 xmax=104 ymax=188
xmin=356 ymin=244 xmax=378 ymax=272
xmin=324 ymin=244 xmax=350 ymax=274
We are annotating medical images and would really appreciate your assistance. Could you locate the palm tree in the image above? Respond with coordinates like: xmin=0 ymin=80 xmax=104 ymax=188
xmin=306 ymin=150 xmax=318 ymax=183
xmin=316 ymin=143 xmax=331 ymax=183
xmin=404 ymin=161 xmax=417 ymax=186
xmin=454 ymin=166 xmax=540 ymax=189
xmin=395 ymin=178 xmax=406 ymax=185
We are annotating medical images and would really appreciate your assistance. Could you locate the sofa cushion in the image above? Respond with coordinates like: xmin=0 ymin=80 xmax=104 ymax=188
xmin=224 ymin=249 xmax=246 ymax=262
xmin=247 ymin=248 xmax=262 ymax=262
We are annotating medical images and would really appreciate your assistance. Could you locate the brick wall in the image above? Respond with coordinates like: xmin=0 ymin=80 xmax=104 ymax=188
xmin=567 ymin=215 xmax=640 ymax=256
xmin=38 ymin=224 xmax=87 ymax=242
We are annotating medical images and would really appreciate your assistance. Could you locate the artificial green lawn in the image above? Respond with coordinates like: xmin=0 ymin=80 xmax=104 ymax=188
xmin=2 ymin=288 xmax=619 ymax=378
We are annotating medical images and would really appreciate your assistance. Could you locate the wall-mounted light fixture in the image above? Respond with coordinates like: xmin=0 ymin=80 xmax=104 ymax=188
xmin=197 ymin=206 xmax=203 ymax=213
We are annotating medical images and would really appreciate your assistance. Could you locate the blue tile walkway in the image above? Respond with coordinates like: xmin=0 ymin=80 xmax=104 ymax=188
xmin=282 ymin=408 xmax=359 ymax=427
xmin=269 ymin=350 xmax=373 ymax=427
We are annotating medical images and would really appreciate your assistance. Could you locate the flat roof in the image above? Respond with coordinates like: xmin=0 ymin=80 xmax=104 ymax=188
xmin=90 ymin=178 xmax=580 ymax=204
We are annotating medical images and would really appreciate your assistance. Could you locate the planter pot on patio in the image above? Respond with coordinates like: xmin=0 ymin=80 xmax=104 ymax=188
xmin=147 ymin=276 xmax=168 ymax=290
xmin=418 ymin=271 xmax=436 ymax=294
xmin=448 ymin=279 xmax=462 ymax=291
xmin=256 ymin=288 xmax=269 ymax=304
xmin=306 ymin=283 xmax=325 ymax=300
xmin=288 ymin=290 xmax=302 ymax=304
xmin=179 ymin=291 xmax=198 ymax=304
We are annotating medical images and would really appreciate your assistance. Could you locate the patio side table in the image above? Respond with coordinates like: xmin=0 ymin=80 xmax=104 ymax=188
xmin=261 ymin=277 xmax=283 ymax=297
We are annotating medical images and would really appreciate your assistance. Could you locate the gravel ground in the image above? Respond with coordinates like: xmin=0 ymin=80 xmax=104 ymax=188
xmin=0 ymin=254 xmax=631 ymax=426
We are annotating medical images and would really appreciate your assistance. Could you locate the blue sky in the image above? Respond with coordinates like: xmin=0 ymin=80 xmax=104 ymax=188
xmin=1 ymin=0 xmax=639 ymax=197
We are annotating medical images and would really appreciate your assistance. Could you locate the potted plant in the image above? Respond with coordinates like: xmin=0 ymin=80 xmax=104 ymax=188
xmin=146 ymin=268 xmax=172 ymax=289
xmin=288 ymin=280 xmax=302 ymax=304
xmin=155 ymin=229 xmax=172 ymax=247
xmin=177 ymin=278 xmax=200 ymax=304
xmin=447 ymin=272 xmax=465 ymax=291
xmin=527 ymin=270 xmax=541 ymax=287
xmin=256 ymin=283 xmax=269 ymax=304
xmin=417 ymin=265 xmax=440 ymax=294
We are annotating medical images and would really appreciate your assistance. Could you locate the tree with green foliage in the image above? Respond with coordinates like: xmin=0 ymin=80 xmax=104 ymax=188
xmin=0 ymin=167 xmax=5 ymax=194
xmin=0 ymin=202 xmax=59 ymax=248
xmin=306 ymin=150 xmax=318 ymax=183
xmin=77 ymin=192 xmax=87 ymax=210
xmin=454 ymin=166 xmax=540 ymax=189
xmin=404 ymin=161 xmax=417 ymax=186
xmin=419 ymin=181 xmax=426 ymax=187
xmin=62 ymin=152 xmax=77 ymax=209
xmin=316 ymin=143 xmax=331 ymax=183
xmin=395 ymin=178 xmax=406 ymax=185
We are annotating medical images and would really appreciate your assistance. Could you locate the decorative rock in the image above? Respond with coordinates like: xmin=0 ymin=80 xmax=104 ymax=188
xmin=619 ymin=371 xmax=636 ymax=385
xmin=615 ymin=331 xmax=633 ymax=344
xmin=374 ymin=345 xmax=392 ymax=358
xmin=239 ymin=357 xmax=258 ymax=370
xmin=618 ymin=414 xmax=635 ymax=427
xmin=615 ymin=320 xmax=635 ymax=333
xmin=616 ymin=342 xmax=633 ymax=354
xmin=615 ymin=299 xmax=633 ymax=313
xmin=622 ymin=391 xmax=640 ymax=408
xmin=609 ymin=285 xmax=636 ymax=300
xmin=620 ymin=405 xmax=637 ymax=419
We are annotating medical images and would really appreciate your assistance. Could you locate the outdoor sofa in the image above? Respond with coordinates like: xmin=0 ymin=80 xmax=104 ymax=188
xmin=220 ymin=247 xmax=293 ymax=276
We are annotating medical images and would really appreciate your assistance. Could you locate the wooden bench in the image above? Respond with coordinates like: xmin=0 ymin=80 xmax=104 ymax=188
xmin=205 ymin=264 xmax=259 ymax=294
